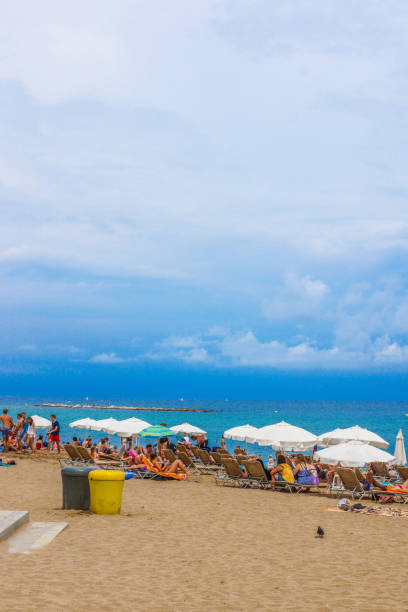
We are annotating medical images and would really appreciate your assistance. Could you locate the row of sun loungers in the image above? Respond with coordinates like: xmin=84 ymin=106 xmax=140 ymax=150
xmin=331 ymin=467 xmax=408 ymax=503
xmin=62 ymin=443 xmax=408 ymax=501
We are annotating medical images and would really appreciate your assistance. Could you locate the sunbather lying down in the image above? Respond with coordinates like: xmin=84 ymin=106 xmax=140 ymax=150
xmin=0 ymin=458 xmax=16 ymax=465
xmin=151 ymin=453 xmax=187 ymax=475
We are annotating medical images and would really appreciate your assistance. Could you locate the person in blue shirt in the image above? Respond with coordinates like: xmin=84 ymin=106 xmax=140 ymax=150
xmin=47 ymin=414 xmax=61 ymax=454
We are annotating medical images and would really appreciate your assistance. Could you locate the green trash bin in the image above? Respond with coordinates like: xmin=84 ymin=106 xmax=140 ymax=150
xmin=61 ymin=465 xmax=96 ymax=510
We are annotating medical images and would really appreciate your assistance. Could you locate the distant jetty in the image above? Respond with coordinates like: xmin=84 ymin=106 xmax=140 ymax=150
xmin=36 ymin=403 xmax=218 ymax=413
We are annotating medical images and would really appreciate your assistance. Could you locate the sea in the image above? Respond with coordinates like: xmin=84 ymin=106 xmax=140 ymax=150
xmin=2 ymin=396 xmax=407 ymax=457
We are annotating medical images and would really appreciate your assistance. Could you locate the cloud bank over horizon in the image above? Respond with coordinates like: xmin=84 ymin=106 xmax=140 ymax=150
xmin=1 ymin=1 xmax=408 ymax=379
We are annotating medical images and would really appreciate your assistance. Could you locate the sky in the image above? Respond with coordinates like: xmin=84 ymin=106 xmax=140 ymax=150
xmin=1 ymin=1 xmax=408 ymax=399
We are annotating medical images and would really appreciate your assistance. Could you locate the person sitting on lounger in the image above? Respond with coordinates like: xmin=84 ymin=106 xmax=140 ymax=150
xmin=363 ymin=466 xmax=387 ymax=491
xmin=247 ymin=456 xmax=271 ymax=481
xmin=292 ymin=456 xmax=312 ymax=485
xmin=145 ymin=443 xmax=158 ymax=460
xmin=384 ymin=463 xmax=398 ymax=479
xmin=197 ymin=435 xmax=211 ymax=451
xmin=126 ymin=450 xmax=147 ymax=470
xmin=270 ymin=454 xmax=295 ymax=483
xmin=151 ymin=453 xmax=188 ymax=475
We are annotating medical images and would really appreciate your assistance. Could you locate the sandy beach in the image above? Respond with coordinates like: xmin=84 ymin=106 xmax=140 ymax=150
xmin=1 ymin=454 xmax=408 ymax=612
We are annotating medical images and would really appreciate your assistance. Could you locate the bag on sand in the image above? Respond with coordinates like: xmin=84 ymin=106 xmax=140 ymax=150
xmin=338 ymin=498 xmax=351 ymax=511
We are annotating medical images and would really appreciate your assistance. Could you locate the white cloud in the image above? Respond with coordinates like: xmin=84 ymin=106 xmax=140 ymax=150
xmin=143 ymin=325 xmax=408 ymax=371
xmin=262 ymin=274 xmax=330 ymax=320
xmin=2 ymin=2 xmax=408 ymax=375
xmin=89 ymin=352 xmax=124 ymax=364
xmin=17 ymin=344 xmax=37 ymax=352
xmin=145 ymin=336 xmax=210 ymax=364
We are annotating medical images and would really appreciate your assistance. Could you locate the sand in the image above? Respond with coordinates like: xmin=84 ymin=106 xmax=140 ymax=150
xmin=1 ymin=454 xmax=408 ymax=612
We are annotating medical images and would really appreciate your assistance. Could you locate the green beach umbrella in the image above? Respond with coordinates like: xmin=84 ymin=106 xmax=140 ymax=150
xmin=139 ymin=425 xmax=177 ymax=437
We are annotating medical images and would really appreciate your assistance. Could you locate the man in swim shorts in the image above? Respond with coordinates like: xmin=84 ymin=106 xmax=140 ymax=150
xmin=47 ymin=414 xmax=61 ymax=454
xmin=0 ymin=408 xmax=14 ymax=452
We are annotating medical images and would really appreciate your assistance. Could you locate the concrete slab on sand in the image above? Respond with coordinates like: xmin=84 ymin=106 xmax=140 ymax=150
xmin=0 ymin=511 xmax=29 ymax=541
xmin=8 ymin=522 xmax=68 ymax=554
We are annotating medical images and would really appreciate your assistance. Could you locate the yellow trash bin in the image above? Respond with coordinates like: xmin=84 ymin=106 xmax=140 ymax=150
xmin=88 ymin=470 xmax=125 ymax=515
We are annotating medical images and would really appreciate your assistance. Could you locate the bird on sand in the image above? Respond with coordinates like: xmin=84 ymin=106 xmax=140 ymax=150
xmin=316 ymin=526 xmax=325 ymax=538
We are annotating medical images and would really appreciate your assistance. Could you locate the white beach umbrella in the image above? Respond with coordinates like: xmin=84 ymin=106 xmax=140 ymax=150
xmin=223 ymin=424 xmax=259 ymax=442
xmin=170 ymin=423 xmax=207 ymax=435
xmin=317 ymin=425 xmax=389 ymax=449
xmin=105 ymin=418 xmax=151 ymax=436
xmin=247 ymin=421 xmax=317 ymax=451
xmin=91 ymin=418 xmax=121 ymax=432
xmin=315 ymin=440 xmax=395 ymax=467
xmin=69 ymin=417 xmax=99 ymax=431
xmin=31 ymin=415 xmax=52 ymax=428
xmin=113 ymin=421 xmax=153 ymax=437
xmin=394 ymin=429 xmax=407 ymax=466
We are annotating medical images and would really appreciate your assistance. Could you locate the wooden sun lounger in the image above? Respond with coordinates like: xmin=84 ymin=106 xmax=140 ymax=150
xmin=336 ymin=468 xmax=376 ymax=500
xmin=396 ymin=466 xmax=408 ymax=481
xmin=177 ymin=450 xmax=205 ymax=479
xmin=210 ymin=451 xmax=223 ymax=466
xmin=76 ymin=446 xmax=123 ymax=468
xmin=61 ymin=444 xmax=82 ymax=465
xmin=242 ymin=460 xmax=274 ymax=489
xmin=371 ymin=462 xmax=388 ymax=479
xmin=162 ymin=449 xmax=178 ymax=463
xmin=197 ymin=449 xmax=218 ymax=472
xmin=216 ymin=458 xmax=250 ymax=487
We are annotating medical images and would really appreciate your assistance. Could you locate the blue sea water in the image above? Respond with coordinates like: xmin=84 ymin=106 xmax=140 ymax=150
xmin=1 ymin=396 xmax=408 ymax=456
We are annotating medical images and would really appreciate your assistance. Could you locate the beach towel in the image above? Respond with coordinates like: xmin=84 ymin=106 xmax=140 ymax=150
xmin=142 ymin=456 xmax=186 ymax=480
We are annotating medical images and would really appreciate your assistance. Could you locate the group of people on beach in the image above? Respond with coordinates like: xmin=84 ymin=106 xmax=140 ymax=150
xmin=2 ymin=409 xmax=407 ymax=493
xmin=0 ymin=409 xmax=61 ymax=453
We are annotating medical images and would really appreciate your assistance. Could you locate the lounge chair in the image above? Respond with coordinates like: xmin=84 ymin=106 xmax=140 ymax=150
xmin=197 ymin=449 xmax=217 ymax=470
xmin=396 ymin=466 xmax=408 ymax=481
xmin=242 ymin=460 xmax=272 ymax=489
xmin=177 ymin=450 xmax=203 ymax=478
xmin=190 ymin=448 xmax=218 ymax=476
xmin=76 ymin=446 xmax=123 ymax=468
xmin=353 ymin=467 xmax=366 ymax=483
xmin=371 ymin=462 xmax=388 ymax=479
xmin=141 ymin=456 xmax=186 ymax=480
xmin=336 ymin=468 xmax=375 ymax=499
xmin=210 ymin=451 xmax=223 ymax=467
xmin=191 ymin=446 xmax=201 ymax=460
xmin=162 ymin=449 xmax=178 ymax=463
xmin=235 ymin=454 xmax=248 ymax=464
xmin=216 ymin=458 xmax=249 ymax=487
xmin=61 ymin=444 xmax=83 ymax=465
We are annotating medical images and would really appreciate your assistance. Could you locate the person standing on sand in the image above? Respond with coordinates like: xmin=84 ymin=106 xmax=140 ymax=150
xmin=0 ymin=408 xmax=14 ymax=452
xmin=26 ymin=417 xmax=36 ymax=453
xmin=47 ymin=414 xmax=61 ymax=454
xmin=20 ymin=413 xmax=29 ymax=451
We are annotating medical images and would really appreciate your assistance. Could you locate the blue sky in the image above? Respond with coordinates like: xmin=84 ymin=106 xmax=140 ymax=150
xmin=1 ymin=1 xmax=408 ymax=397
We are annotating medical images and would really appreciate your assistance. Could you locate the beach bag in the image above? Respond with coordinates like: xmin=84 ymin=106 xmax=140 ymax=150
xmin=338 ymin=498 xmax=351 ymax=511
xmin=309 ymin=468 xmax=319 ymax=486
